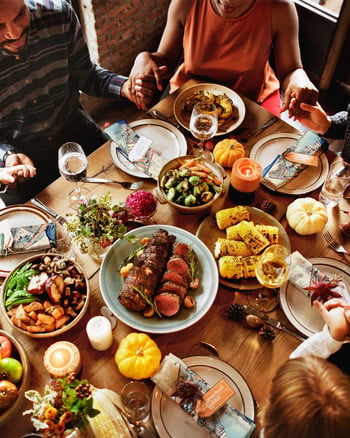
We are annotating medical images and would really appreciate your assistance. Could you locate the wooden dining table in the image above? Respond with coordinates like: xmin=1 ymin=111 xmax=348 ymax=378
xmin=2 ymin=80 xmax=349 ymax=438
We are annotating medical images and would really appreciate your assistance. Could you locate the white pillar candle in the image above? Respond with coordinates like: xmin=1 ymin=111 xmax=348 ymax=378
xmin=86 ymin=316 xmax=113 ymax=351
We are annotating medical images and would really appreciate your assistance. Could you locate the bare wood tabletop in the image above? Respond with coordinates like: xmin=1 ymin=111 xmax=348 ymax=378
xmin=2 ymin=81 xmax=349 ymax=437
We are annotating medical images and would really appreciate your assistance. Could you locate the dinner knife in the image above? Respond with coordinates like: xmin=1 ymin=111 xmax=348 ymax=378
xmin=30 ymin=198 xmax=67 ymax=225
xmin=242 ymin=305 xmax=306 ymax=341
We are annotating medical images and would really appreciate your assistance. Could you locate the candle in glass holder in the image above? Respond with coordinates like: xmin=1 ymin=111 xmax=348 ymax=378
xmin=86 ymin=316 xmax=113 ymax=351
xmin=229 ymin=158 xmax=262 ymax=204
xmin=44 ymin=341 xmax=81 ymax=377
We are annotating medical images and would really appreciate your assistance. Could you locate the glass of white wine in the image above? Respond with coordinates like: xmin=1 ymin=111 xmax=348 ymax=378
xmin=58 ymin=142 xmax=90 ymax=209
xmin=189 ymin=102 xmax=218 ymax=160
xmin=248 ymin=244 xmax=290 ymax=312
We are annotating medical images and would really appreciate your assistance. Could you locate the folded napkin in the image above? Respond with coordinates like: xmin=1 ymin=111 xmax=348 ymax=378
xmin=151 ymin=353 xmax=255 ymax=438
xmin=288 ymin=251 xmax=350 ymax=304
xmin=104 ymin=120 xmax=167 ymax=179
xmin=262 ymin=131 xmax=328 ymax=191
xmin=0 ymin=220 xmax=56 ymax=256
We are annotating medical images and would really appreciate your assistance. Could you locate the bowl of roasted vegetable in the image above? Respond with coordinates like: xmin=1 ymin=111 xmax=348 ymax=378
xmin=0 ymin=254 xmax=89 ymax=338
xmin=156 ymin=155 xmax=226 ymax=214
xmin=0 ymin=329 xmax=30 ymax=425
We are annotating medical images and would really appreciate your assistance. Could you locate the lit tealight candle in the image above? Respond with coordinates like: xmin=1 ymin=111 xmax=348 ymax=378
xmin=44 ymin=341 xmax=81 ymax=377
xmin=231 ymin=158 xmax=262 ymax=193
xmin=86 ymin=316 xmax=113 ymax=351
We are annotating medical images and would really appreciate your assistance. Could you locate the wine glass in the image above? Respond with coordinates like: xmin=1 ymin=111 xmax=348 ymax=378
xmin=58 ymin=142 xmax=90 ymax=209
xmin=248 ymin=244 xmax=290 ymax=312
xmin=189 ymin=102 xmax=218 ymax=160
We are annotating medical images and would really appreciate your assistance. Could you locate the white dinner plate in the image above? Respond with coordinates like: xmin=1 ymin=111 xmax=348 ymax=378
xmin=279 ymin=257 xmax=350 ymax=338
xmin=249 ymin=133 xmax=329 ymax=195
xmin=110 ymin=119 xmax=187 ymax=179
xmin=0 ymin=204 xmax=52 ymax=276
xmin=99 ymin=225 xmax=219 ymax=334
xmin=151 ymin=355 xmax=255 ymax=438
xmin=173 ymin=83 xmax=246 ymax=136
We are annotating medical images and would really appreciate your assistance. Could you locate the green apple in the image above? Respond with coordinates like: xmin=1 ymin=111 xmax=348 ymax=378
xmin=0 ymin=357 xmax=23 ymax=383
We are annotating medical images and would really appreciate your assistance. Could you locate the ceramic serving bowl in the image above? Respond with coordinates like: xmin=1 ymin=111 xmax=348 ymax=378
xmin=0 ymin=253 xmax=90 ymax=338
xmin=155 ymin=155 xmax=226 ymax=214
xmin=0 ymin=329 xmax=30 ymax=426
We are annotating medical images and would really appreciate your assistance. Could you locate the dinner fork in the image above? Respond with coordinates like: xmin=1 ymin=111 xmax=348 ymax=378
xmin=83 ymin=177 xmax=143 ymax=190
xmin=323 ymin=231 xmax=349 ymax=255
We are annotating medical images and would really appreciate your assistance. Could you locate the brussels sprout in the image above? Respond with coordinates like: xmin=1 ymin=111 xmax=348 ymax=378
xmin=165 ymin=175 xmax=178 ymax=189
xmin=179 ymin=167 xmax=191 ymax=177
xmin=176 ymin=179 xmax=189 ymax=192
xmin=167 ymin=187 xmax=176 ymax=201
xmin=189 ymin=176 xmax=201 ymax=186
xmin=201 ymin=191 xmax=214 ymax=203
xmin=193 ymin=185 xmax=201 ymax=197
xmin=198 ymin=182 xmax=209 ymax=193
xmin=184 ymin=194 xmax=196 ymax=206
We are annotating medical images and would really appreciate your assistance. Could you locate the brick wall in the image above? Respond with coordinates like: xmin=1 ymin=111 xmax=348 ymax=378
xmin=78 ymin=0 xmax=170 ymax=112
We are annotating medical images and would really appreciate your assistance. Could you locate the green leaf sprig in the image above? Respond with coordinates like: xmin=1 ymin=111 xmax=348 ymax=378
xmin=132 ymin=285 xmax=162 ymax=318
xmin=188 ymin=246 xmax=199 ymax=280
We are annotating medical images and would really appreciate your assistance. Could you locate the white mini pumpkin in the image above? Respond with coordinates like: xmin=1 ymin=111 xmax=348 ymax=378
xmin=286 ymin=197 xmax=328 ymax=235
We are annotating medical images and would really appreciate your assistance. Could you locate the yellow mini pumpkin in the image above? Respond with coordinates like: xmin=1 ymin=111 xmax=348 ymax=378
xmin=114 ymin=332 xmax=161 ymax=380
xmin=213 ymin=138 xmax=245 ymax=168
xmin=286 ymin=197 xmax=328 ymax=235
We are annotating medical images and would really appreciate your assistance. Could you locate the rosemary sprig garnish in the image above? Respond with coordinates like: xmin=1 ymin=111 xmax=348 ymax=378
xmin=132 ymin=285 xmax=162 ymax=318
xmin=117 ymin=238 xmax=149 ymax=270
xmin=188 ymin=246 xmax=199 ymax=280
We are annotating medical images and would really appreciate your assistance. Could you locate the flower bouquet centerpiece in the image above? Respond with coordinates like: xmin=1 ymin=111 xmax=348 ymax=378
xmin=24 ymin=373 xmax=99 ymax=437
xmin=65 ymin=193 xmax=129 ymax=260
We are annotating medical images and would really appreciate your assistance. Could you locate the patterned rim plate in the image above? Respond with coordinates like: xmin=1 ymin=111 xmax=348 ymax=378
xmin=151 ymin=355 xmax=255 ymax=438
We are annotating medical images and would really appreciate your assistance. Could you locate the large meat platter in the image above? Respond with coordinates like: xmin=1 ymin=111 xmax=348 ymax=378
xmin=99 ymin=225 xmax=219 ymax=334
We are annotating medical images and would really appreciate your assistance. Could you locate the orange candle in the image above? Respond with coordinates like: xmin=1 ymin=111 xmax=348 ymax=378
xmin=44 ymin=341 xmax=81 ymax=377
xmin=231 ymin=158 xmax=262 ymax=193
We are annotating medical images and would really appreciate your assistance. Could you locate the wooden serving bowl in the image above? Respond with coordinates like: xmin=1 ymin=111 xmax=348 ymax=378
xmin=0 ymin=329 xmax=30 ymax=426
xmin=155 ymin=155 xmax=226 ymax=214
xmin=0 ymin=253 xmax=90 ymax=338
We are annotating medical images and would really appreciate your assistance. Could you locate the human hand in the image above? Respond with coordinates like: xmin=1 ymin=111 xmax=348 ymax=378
xmin=0 ymin=164 xmax=36 ymax=185
xmin=314 ymin=298 xmax=350 ymax=342
xmin=5 ymin=153 xmax=36 ymax=186
xmin=127 ymin=52 xmax=168 ymax=108
xmin=281 ymin=69 xmax=319 ymax=118
xmin=122 ymin=74 xmax=157 ymax=109
xmin=296 ymin=102 xmax=332 ymax=134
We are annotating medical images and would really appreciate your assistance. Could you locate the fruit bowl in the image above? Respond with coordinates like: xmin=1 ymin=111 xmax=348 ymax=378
xmin=0 ymin=330 xmax=30 ymax=426
xmin=0 ymin=254 xmax=90 ymax=338
xmin=155 ymin=155 xmax=226 ymax=214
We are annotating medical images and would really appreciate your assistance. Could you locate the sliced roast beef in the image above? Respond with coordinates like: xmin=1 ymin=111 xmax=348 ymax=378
xmin=161 ymin=270 xmax=189 ymax=288
xmin=166 ymin=256 xmax=190 ymax=277
xmin=173 ymin=242 xmax=190 ymax=262
xmin=157 ymin=281 xmax=187 ymax=300
xmin=154 ymin=293 xmax=181 ymax=317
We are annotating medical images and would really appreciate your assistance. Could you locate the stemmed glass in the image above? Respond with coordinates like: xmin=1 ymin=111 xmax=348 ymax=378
xmin=189 ymin=102 xmax=218 ymax=160
xmin=58 ymin=142 xmax=90 ymax=209
xmin=248 ymin=244 xmax=290 ymax=312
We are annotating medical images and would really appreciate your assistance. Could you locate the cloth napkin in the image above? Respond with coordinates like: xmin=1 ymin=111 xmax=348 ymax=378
xmin=104 ymin=120 xmax=167 ymax=179
xmin=151 ymin=353 xmax=255 ymax=438
xmin=0 ymin=220 xmax=56 ymax=256
xmin=288 ymin=251 xmax=350 ymax=304
xmin=262 ymin=131 xmax=328 ymax=191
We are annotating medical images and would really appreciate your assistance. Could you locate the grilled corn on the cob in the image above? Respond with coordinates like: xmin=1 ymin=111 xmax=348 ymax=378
xmin=226 ymin=222 xmax=279 ymax=245
xmin=215 ymin=206 xmax=249 ymax=230
xmin=237 ymin=221 xmax=270 ymax=254
xmin=214 ymin=238 xmax=252 ymax=258
xmin=218 ymin=255 xmax=260 ymax=279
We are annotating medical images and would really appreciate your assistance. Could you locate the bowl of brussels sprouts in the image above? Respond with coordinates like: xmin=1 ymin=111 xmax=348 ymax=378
xmin=156 ymin=155 xmax=226 ymax=214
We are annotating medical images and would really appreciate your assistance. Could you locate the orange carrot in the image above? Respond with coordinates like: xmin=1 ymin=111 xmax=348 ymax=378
xmin=180 ymin=158 xmax=197 ymax=168
xmin=191 ymin=170 xmax=208 ymax=178
xmin=196 ymin=162 xmax=212 ymax=173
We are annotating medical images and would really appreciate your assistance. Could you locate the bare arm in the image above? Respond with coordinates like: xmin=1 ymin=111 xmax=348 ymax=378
xmin=128 ymin=0 xmax=191 ymax=107
xmin=271 ymin=0 xmax=318 ymax=116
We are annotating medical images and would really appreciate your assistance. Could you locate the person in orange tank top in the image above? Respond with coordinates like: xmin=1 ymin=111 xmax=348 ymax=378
xmin=128 ymin=0 xmax=318 ymax=117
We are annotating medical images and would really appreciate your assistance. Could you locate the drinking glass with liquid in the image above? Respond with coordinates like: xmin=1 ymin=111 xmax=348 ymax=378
xmin=58 ymin=142 xmax=90 ymax=209
xmin=319 ymin=161 xmax=350 ymax=208
xmin=189 ymin=102 xmax=218 ymax=160
xmin=121 ymin=381 xmax=151 ymax=424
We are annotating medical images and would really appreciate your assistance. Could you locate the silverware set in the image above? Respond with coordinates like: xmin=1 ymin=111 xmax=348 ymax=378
xmin=83 ymin=177 xmax=143 ymax=190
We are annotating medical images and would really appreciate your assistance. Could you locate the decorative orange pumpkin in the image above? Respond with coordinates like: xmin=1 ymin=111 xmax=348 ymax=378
xmin=213 ymin=138 xmax=245 ymax=168
xmin=114 ymin=333 xmax=161 ymax=380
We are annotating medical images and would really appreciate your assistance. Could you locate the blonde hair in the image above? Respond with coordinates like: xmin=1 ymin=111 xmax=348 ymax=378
xmin=261 ymin=356 xmax=350 ymax=438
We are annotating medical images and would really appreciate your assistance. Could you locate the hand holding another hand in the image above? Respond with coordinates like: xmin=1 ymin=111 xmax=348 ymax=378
xmin=4 ymin=153 xmax=36 ymax=187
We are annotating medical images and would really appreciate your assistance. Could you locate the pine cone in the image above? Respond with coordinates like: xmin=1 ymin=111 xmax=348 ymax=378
xmin=260 ymin=200 xmax=276 ymax=215
xmin=341 ymin=222 xmax=350 ymax=238
xmin=227 ymin=304 xmax=245 ymax=321
xmin=259 ymin=325 xmax=276 ymax=340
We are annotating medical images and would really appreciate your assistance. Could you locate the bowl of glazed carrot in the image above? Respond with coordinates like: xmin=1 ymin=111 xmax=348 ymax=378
xmin=156 ymin=155 xmax=226 ymax=214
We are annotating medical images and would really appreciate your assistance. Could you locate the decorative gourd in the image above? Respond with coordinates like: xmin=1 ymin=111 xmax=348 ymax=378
xmin=213 ymin=138 xmax=245 ymax=168
xmin=286 ymin=197 xmax=328 ymax=235
xmin=114 ymin=332 xmax=161 ymax=380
